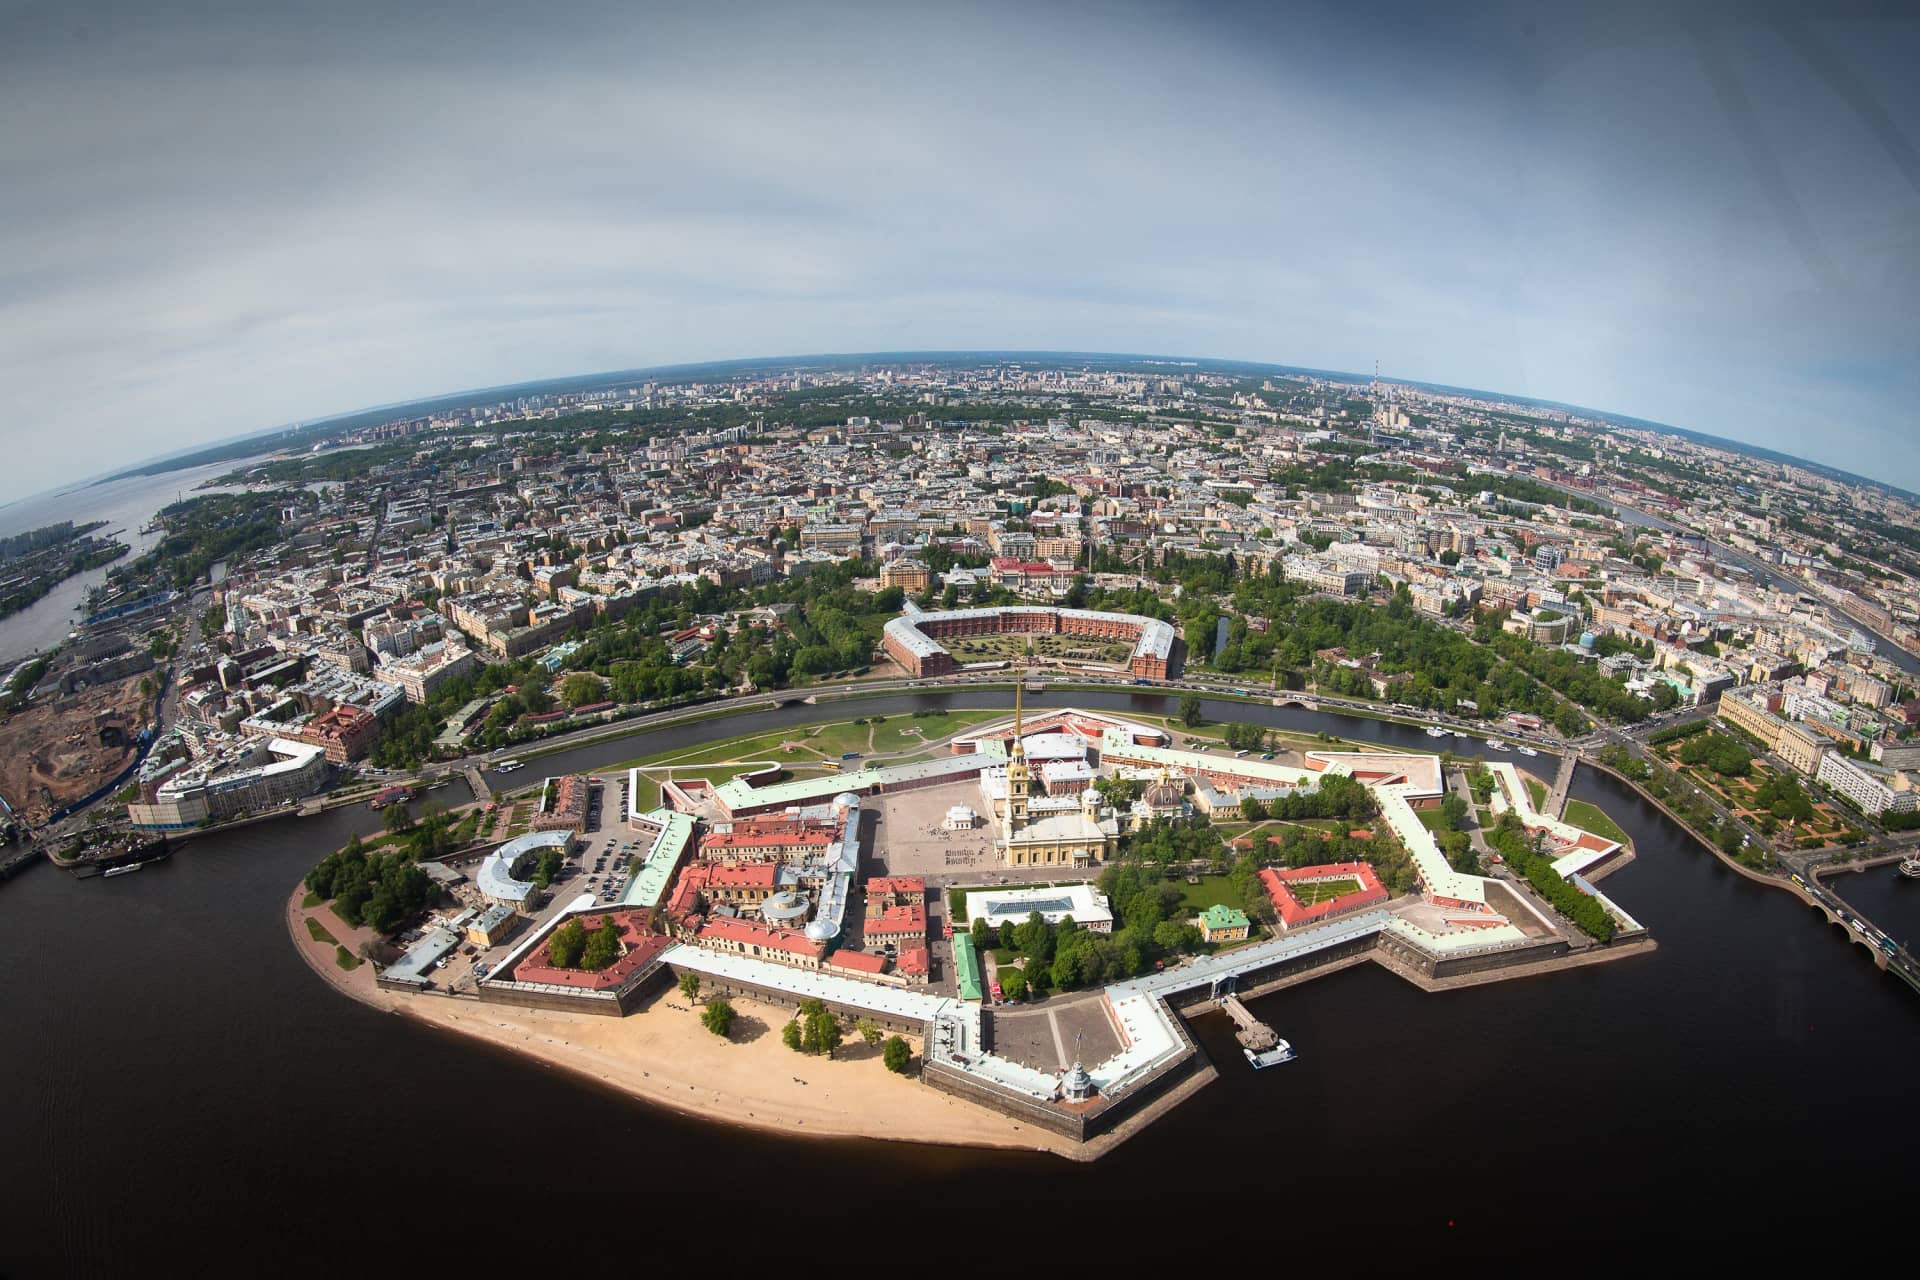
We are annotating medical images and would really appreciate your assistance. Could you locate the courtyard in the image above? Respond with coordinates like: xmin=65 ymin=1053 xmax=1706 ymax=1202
xmin=989 ymin=995 xmax=1125 ymax=1073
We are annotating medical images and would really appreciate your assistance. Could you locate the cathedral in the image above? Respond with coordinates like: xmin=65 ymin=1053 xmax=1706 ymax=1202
xmin=988 ymin=674 xmax=1120 ymax=868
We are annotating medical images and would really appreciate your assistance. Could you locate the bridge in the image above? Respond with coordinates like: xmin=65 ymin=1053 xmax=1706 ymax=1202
xmin=1543 ymin=749 xmax=1578 ymax=821
xmin=464 ymin=766 xmax=491 ymax=803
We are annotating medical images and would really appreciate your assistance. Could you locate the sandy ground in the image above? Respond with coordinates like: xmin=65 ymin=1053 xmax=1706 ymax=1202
xmin=285 ymin=884 xmax=1072 ymax=1157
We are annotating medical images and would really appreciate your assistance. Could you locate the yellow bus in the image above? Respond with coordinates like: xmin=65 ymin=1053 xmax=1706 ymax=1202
xmin=820 ymin=760 xmax=840 ymax=772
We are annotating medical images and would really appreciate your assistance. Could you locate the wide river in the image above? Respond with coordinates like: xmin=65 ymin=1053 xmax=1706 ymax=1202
xmin=0 ymin=462 xmax=250 ymax=665
xmin=2 ymin=689 xmax=1915 ymax=1271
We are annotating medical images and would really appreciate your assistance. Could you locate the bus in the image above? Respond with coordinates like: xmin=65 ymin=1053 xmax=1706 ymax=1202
xmin=820 ymin=761 xmax=841 ymax=772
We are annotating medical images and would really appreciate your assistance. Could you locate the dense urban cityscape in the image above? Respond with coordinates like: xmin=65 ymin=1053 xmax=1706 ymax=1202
xmin=0 ymin=354 xmax=1914 ymax=1171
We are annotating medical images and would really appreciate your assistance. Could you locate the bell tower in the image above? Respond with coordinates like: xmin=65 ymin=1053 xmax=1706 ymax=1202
xmin=1006 ymin=658 xmax=1030 ymax=829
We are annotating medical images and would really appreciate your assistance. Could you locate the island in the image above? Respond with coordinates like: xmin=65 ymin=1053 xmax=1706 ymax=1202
xmin=290 ymin=684 xmax=1649 ymax=1158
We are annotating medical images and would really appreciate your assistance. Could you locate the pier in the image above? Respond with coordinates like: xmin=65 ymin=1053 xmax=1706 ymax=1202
xmin=1216 ymin=992 xmax=1279 ymax=1054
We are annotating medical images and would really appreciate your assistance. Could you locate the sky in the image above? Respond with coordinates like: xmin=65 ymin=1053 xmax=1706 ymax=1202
xmin=1 ymin=0 xmax=1917 ymax=502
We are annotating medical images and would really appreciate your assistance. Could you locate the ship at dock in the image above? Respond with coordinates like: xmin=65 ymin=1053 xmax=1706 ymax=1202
xmin=58 ymin=832 xmax=171 ymax=879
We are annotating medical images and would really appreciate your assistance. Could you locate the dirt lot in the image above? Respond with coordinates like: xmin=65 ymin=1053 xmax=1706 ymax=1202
xmin=0 ymin=672 xmax=150 ymax=822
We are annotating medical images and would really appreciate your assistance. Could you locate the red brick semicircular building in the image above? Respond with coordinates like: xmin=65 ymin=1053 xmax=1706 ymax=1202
xmin=881 ymin=606 xmax=1183 ymax=680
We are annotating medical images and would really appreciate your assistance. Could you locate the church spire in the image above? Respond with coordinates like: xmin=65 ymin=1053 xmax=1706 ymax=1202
xmin=1011 ymin=654 xmax=1026 ymax=757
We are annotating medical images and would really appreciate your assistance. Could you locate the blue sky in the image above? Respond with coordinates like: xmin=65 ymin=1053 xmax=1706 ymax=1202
xmin=1 ymin=0 xmax=1916 ymax=501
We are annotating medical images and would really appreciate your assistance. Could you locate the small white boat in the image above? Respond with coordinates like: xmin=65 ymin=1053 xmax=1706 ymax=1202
xmin=1425 ymin=726 xmax=1448 ymax=739
xmin=1452 ymin=730 xmax=1467 ymax=739
xmin=102 ymin=862 xmax=145 ymax=878
xmin=1244 ymin=1040 xmax=1297 ymax=1069
xmin=1485 ymin=739 xmax=1507 ymax=750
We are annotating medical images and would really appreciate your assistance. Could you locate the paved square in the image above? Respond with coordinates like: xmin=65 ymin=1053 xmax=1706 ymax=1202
xmin=869 ymin=780 xmax=998 ymax=876
xmin=988 ymin=996 xmax=1122 ymax=1072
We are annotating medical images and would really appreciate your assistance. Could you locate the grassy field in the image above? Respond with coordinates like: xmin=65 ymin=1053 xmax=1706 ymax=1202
xmin=947 ymin=633 xmax=1134 ymax=665
xmin=1172 ymin=874 xmax=1247 ymax=915
xmin=1562 ymin=799 xmax=1630 ymax=845
xmin=1287 ymin=877 xmax=1362 ymax=905
xmin=304 ymin=916 xmax=338 ymax=945
xmin=1416 ymin=808 xmax=1452 ymax=832
xmin=605 ymin=708 xmax=1008 ymax=775
xmin=1525 ymin=776 xmax=1548 ymax=811
xmin=301 ymin=890 xmax=323 ymax=909
xmin=333 ymin=945 xmax=361 ymax=971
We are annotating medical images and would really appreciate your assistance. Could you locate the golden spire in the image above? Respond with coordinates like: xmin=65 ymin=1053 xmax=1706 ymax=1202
xmin=1013 ymin=654 xmax=1025 ymax=742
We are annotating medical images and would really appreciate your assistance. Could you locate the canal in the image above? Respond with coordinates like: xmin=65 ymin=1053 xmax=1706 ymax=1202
xmin=2 ymin=690 xmax=1915 ymax=1272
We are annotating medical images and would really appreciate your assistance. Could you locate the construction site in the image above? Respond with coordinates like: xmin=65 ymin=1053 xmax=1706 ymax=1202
xmin=0 ymin=667 xmax=153 ymax=825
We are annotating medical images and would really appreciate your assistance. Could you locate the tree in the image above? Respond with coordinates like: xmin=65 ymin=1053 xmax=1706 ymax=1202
xmin=678 ymin=971 xmax=701 ymax=1003
xmin=1239 ymin=795 xmax=1267 ymax=822
xmin=549 ymin=919 xmax=588 ymax=968
xmin=1180 ymin=693 xmax=1204 ymax=727
xmin=382 ymin=802 xmax=415 ymax=834
xmin=796 ymin=998 xmax=843 ymax=1057
xmin=856 ymin=1018 xmax=883 ymax=1047
xmin=883 ymin=1036 xmax=912 ymax=1074
xmin=560 ymin=672 xmax=606 ymax=708
xmin=580 ymin=917 xmax=623 ymax=970
xmin=701 ymin=998 xmax=737 ymax=1038
xmin=998 ymin=967 xmax=1029 ymax=1002
xmin=970 ymin=917 xmax=995 ymax=950
xmin=782 ymin=1020 xmax=804 ymax=1052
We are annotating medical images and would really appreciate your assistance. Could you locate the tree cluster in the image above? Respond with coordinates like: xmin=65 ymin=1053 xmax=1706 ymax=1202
xmin=1485 ymin=812 xmax=1613 ymax=941
xmin=304 ymin=837 xmax=437 ymax=935
xmin=783 ymin=998 xmax=844 ymax=1056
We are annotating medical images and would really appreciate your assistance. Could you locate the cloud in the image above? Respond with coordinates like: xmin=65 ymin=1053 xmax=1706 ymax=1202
xmin=0 ymin=0 xmax=1916 ymax=500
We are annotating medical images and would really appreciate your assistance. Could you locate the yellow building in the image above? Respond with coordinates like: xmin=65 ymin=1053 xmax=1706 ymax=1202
xmin=1196 ymin=903 xmax=1251 ymax=944
xmin=995 ymin=671 xmax=1117 ymax=867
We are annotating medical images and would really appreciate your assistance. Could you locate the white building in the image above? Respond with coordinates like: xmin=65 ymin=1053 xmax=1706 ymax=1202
xmin=1816 ymin=752 xmax=1917 ymax=817
xmin=964 ymin=883 xmax=1114 ymax=934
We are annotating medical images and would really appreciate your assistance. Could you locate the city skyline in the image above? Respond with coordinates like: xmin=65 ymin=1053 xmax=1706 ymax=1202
xmin=2 ymin=1 xmax=1917 ymax=499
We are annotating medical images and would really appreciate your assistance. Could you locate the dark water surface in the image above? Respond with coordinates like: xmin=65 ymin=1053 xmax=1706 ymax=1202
xmin=3 ymin=692 xmax=1915 ymax=1272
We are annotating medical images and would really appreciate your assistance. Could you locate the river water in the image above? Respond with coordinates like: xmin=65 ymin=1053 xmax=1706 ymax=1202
xmin=2 ymin=690 xmax=1914 ymax=1272
xmin=0 ymin=462 xmax=250 ymax=664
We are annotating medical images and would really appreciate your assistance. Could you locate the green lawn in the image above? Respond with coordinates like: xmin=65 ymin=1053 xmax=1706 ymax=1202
xmin=1287 ymin=877 xmax=1362 ymax=905
xmin=1561 ymin=799 xmax=1629 ymax=846
xmin=1173 ymin=874 xmax=1247 ymax=915
xmin=304 ymin=916 xmax=338 ymax=945
xmin=1416 ymin=808 xmax=1452 ymax=832
xmin=301 ymin=890 xmax=323 ymax=909
xmin=333 ymin=945 xmax=361 ymax=971
xmin=1525 ymin=777 xmax=1548 ymax=812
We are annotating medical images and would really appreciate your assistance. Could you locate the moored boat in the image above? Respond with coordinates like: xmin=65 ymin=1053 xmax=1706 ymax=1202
xmin=1244 ymin=1040 xmax=1297 ymax=1068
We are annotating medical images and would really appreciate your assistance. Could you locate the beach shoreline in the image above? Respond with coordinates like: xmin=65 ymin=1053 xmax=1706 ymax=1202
xmin=284 ymin=883 xmax=1076 ymax=1159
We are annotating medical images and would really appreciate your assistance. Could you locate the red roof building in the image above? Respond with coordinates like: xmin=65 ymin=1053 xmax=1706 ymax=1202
xmin=825 ymin=948 xmax=888 ymax=975
xmin=864 ymin=875 xmax=925 ymax=906
xmin=863 ymin=903 xmax=926 ymax=944
xmin=1259 ymin=862 xmax=1390 ymax=930
xmin=696 ymin=917 xmax=828 ymax=968
xmin=507 ymin=909 xmax=671 ymax=991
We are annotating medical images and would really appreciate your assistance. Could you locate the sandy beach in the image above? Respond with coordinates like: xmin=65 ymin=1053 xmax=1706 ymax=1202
xmin=285 ymin=885 xmax=1073 ymax=1157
